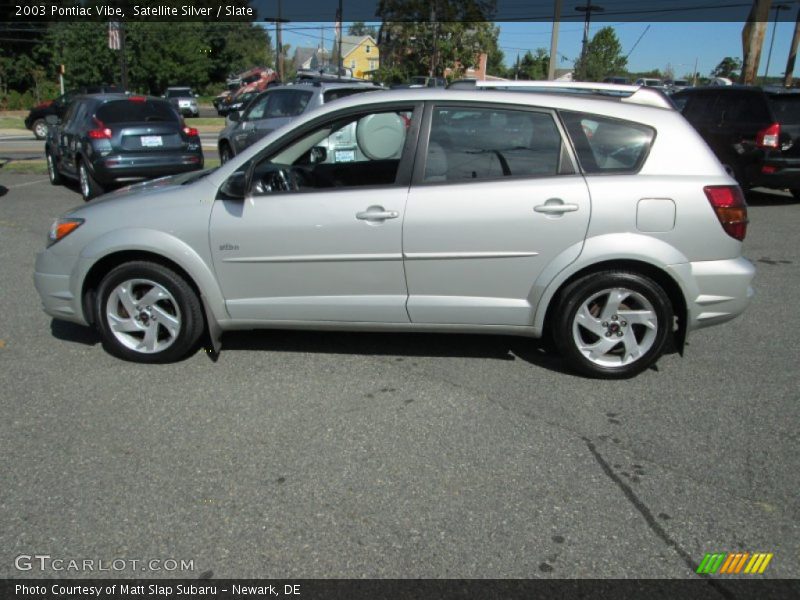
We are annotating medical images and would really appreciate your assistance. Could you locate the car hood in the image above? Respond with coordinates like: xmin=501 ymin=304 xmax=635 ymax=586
xmin=75 ymin=169 xmax=216 ymax=209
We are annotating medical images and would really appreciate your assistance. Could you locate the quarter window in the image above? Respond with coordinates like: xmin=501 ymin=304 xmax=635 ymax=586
xmin=423 ymin=107 xmax=564 ymax=183
xmin=560 ymin=111 xmax=655 ymax=173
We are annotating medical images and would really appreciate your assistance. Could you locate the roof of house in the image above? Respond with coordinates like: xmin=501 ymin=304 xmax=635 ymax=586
xmin=333 ymin=35 xmax=378 ymax=59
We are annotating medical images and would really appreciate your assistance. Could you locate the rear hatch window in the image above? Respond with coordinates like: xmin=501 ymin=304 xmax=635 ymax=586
xmin=96 ymin=99 xmax=179 ymax=124
xmin=767 ymin=94 xmax=800 ymax=124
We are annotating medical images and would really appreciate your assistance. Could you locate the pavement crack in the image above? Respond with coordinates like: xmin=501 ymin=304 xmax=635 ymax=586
xmin=582 ymin=436 xmax=735 ymax=599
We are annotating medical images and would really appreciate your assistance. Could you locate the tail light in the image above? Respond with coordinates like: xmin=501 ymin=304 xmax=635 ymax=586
xmin=87 ymin=117 xmax=112 ymax=139
xmin=756 ymin=122 xmax=780 ymax=148
xmin=129 ymin=96 xmax=147 ymax=103
xmin=183 ymin=126 xmax=199 ymax=137
xmin=704 ymin=185 xmax=748 ymax=241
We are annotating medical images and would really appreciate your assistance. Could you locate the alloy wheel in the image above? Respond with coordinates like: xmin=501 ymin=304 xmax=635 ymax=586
xmin=105 ymin=278 xmax=182 ymax=354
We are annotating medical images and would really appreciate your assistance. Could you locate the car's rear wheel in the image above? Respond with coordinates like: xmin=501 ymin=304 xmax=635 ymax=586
xmin=32 ymin=118 xmax=48 ymax=140
xmin=95 ymin=261 xmax=205 ymax=363
xmin=553 ymin=271 xmax=673 ymax=378
xmin=46 ymin=149 xmax=62 ymax=185
xmin=78 ymin=159 xmax=103 ymax=201
xmin=219 ymin=142 xmax=233 ymax=164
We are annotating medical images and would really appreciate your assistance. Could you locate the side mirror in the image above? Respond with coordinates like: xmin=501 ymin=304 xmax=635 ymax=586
xmin=45 ymin=115 xmax=60 ymax=126
xmin=219 ymin=170 xmax=247 ymax=199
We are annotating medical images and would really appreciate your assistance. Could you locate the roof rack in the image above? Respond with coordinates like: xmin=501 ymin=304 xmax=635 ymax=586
xmin=473 ymin=80 xmax=674 ymax=109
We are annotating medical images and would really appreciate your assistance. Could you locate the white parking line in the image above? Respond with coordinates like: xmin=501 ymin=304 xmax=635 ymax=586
xmin=9 ymin=179 xmax=49 ymax=188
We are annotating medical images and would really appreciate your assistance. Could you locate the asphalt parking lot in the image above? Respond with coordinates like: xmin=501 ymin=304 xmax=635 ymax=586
xmin=0 ymin=173 xmax=797 ymax=583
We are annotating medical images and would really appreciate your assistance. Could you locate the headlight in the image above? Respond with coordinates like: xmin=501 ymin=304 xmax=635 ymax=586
xmin=48 ymin=217 xmax=84 ymax=246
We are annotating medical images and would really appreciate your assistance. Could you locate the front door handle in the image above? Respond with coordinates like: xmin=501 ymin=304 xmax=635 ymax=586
xmin=356 ymin=206 xmax=399 ymax=221
xmin=534 ymin=200 xmax=579 ymax=214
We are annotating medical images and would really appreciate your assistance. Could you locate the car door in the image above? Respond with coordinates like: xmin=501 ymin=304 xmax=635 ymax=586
xmin=209 ymin=102 xmax=421 ymax=323
xmin=402 ymin=103 xmax=591 ymax=326
xmin=57 ymin=99 xmax=87 ymax=179
xmin=229 ymin=92 xmax=269 ymax=154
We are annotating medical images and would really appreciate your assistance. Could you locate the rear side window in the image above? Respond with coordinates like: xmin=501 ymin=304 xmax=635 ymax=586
xmin=423 ymin=106 xmax=564 ymax=183
xmin=561 ymin=111 xmax=655 ymax=173
xmin=96 ymin=100 xmax=179 ymax=124
xmin=323 ymin=88 xmax=373 ymax=103
xmin=767 ymin=94 xmax=800 ymax=124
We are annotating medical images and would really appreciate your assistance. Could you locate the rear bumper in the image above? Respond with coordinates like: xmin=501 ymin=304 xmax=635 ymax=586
xmin=90 ymin=153 xmax=203 ymax=185
xmin=670 ymin=257 xmax=756 ymax=332
xmin=745 ymin=158 xmax=800 ymax=190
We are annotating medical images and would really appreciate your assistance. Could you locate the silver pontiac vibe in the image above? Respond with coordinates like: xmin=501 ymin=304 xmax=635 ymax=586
xmin=34 ymin=86 xmax=755 ymax=378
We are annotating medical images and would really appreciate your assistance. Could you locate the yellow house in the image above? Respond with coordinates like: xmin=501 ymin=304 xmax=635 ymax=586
xmin=336 ymin=35 xmax=380 ymax=79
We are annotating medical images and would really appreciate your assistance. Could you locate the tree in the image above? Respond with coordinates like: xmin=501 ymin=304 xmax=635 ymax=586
xmin=574 ymin=26 xmax=627 ymax=82
xmin=348 ymin=22 xmax=378 ymax=38
xmin=711 ymin=57 xmax=742 ymax=79
xmin=513 ymin=49 xmax=549 ymax=80
xmin=376 ymin=0 xmax=502 ymax=81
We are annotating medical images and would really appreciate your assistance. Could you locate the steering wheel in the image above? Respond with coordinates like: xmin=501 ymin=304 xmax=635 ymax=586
xmin=253 ymin=167 xmax=299 ymax=194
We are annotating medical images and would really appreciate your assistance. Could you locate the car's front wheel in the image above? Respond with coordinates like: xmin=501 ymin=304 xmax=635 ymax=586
xmin=78 ymin=159 xmax=103 ymax=201
xmin=32 ymin=118 xmax=48 ymax=140
xmin=553 ymin=271 xmax=673 ymax=378
xmin=95 ymin=261 xmax=205 ymax=363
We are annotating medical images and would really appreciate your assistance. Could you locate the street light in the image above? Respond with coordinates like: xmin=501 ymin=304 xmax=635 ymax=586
xmin=575 ymin=0 xmax=604 ymax=81
xmin=764 ymin=3 xmax=791 ymax=84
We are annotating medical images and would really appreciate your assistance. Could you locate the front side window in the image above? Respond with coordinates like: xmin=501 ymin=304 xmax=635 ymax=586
xmin=264 ymin=90 xmax=312 ymax=118
xmin=560 ymin=111 xmax=655 ymax=174
xmin=243 ymin=93 xmax=271 ymax=120
xmin=228 ymin=108 xmax=414 ymax=197
xmin=423 ymin=106 xmax=564 ymax=183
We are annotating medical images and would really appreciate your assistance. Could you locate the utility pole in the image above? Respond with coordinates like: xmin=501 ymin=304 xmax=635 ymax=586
xmin=120 ymin=22 xmax=128 ymax=90
xmin=575 ymin=0 xmax=604 ymax=81
xmin=764 ymin=3 xmax=791 ymax=84
xmin=784 ymin=7 xmax=800 ymax=86
xmin=430 ymin=1 xmax=438 ymax=79
xmin=337 ymin=0 xmax=343 ymax=78
xmin=693 ymin=56 xmax=699 ymax=86
xmin=276 ymin=0 xmax=283 ymax=81
xmin=548 ymin=0 xmax=562 ymax=80
xmin=741 ymin=0 xmax=771 ymax=85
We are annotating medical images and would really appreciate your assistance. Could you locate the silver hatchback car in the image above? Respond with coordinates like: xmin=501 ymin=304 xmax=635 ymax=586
xmin=34 ymin=87 xmax=754 ymax=378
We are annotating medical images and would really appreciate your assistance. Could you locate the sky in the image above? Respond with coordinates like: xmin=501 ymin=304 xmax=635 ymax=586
xmin=276 ymin=20 xmax=799 ymax=79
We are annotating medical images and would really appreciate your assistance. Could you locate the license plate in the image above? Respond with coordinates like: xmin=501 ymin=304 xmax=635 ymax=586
xmin=141 ymin=136 xmax=163 ymax=147
xmin=334 ymin=149 xmax=355 ymax=162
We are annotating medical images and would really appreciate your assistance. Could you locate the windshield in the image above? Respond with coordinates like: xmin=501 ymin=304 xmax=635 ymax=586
xmin=166 ymin=89 xmax=192 ymax=98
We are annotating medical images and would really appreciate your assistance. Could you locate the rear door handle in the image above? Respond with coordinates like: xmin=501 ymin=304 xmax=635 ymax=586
xmin=356 ymin=207 xmax=399 ymax=221
xmin=534 ymin=201 xmax=579 ymax=214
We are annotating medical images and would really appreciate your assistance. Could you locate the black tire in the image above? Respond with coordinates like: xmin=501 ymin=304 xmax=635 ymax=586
xmin=553 ymin=271 xmax=673 ymax=379
xmin=32 ymin=118 xmax=48 ymax=140
xmin=95 ymin=261 xmax=205 ymax=363
xmin=78 ymin=158 xmax=103 ymax=201
xmin=219 ymin=142 xmax=233 ymax=164
xmin=46 ymin=149 xmax=62 ymax=185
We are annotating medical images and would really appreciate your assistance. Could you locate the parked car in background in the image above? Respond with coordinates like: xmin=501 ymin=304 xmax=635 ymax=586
xmin=217 ymin=82 xmax=379 ymax=163
xmin=673 ymin=85 xmax=800 ymax=197
xmin=635 ymin=78 xmax=665 ymax=89
xmin=25 ymin=85 xmax=123 ymax=139
xmin=665 ymin=79 xmax=691 ymax=93
xmin=164 ymin=87 xmax=199 ymax=117
xmin=36 ymin=87 xmax=753 ymax=378
xmin=603 ymin=76 xmax=630 ymax=84
xmin=45 ymin=94 xmax=203 ymax=201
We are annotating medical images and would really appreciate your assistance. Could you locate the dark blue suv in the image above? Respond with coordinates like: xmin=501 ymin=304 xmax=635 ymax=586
xmin=45 ymin=94 xmax=203 ymax=201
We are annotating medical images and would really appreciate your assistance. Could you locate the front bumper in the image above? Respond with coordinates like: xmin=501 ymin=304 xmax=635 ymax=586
xmin=90 ymin=153 xmax=203 ymax=185
xmin=34 ymin=250 xmax=89 ymax=326
xmin=670 ymin=256 xmax=756 ymax=332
